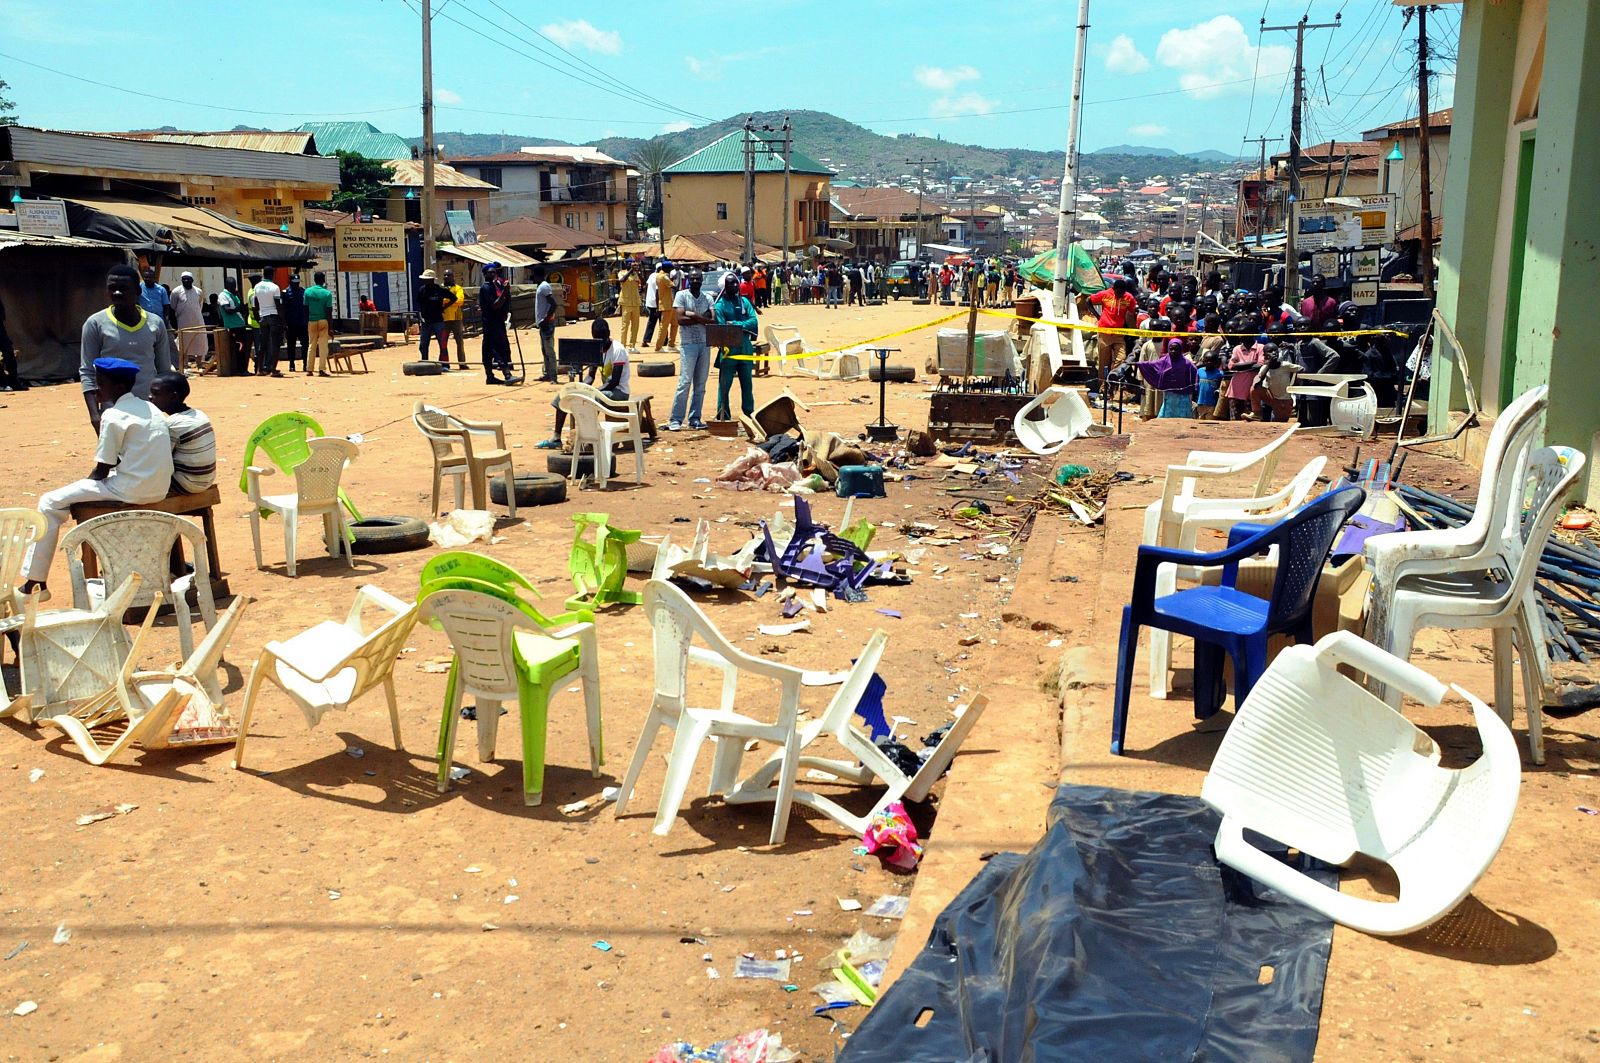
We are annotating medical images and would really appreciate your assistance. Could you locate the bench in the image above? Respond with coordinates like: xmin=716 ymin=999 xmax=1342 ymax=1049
xmin=326 ymin=339 xmax=371 ymax=375
xmin=69 ymin=485 xmax=230 ymax=602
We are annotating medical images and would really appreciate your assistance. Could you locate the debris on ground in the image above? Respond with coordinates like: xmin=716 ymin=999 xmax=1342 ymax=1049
xmin=649 ymin=1028 xmax=796 ymax=1063
xmin=856 ymin=800 xmax=924 ymax=870
xmin=75 ymin=802 xmax=137 ymax=826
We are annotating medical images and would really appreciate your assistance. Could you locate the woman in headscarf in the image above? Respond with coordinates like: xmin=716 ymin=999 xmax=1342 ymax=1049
xmin=1136 ymin=337 xmax=1199 ymax=418
xmin=713 ymin=273 xmax=760 ymax=421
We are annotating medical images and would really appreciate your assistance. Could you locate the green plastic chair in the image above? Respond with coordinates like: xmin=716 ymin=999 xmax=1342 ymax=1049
xmin=241 ymin=412 xmax=363 ymax=521
xmin=566 ymin=512 xmax=642 ymax=610
xmin=419 ymin=551 xmax=591 ymax=630
xmin=416 ymin=575 xmax=601 ymax=806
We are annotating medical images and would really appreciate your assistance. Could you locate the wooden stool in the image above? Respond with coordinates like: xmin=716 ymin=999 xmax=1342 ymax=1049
xmin=69 ymin=485 xmax=230 ymax=602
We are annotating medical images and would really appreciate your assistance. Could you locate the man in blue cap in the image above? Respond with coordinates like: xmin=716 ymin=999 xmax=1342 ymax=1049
xmin=20 ymin=357 xmax=173 ymax=595
xmin=79 ymin=264 xmax=176 ymax=430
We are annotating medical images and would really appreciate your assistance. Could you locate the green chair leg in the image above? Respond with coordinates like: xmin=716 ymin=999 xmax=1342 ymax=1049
xmin=436 ymin=659 xmax=463 ymax=792
xmin=517 ymin=668 xmax=553 ymax=806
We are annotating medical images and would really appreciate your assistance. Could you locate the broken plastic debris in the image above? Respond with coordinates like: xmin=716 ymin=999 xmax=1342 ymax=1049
xmin=559 ymin=798 xmax=594 ymax=815
xmin=13 ymin=1001 xmax=38 ymax=1017
xmin=705 ymin=967 xmax=721 ymax=979
xmin=327 ymin=889 xmax=342 ymax=900
xmin=875 ymin=609 xmax=902 ymax=619
xmin=757 ymin=619 xmax=811 ymax=636
xmin=28 ymin=768 xmax=44 ymax=783
xmin=75 ymin=802 xmax=137 ymax=826
xmin=464 ymin=866 xmax=483 ymax=874
xmin=837 ymin=898 xmax=862 ymax=912
xmin=52 ymin=925 xmax=70 ymax=945
xmin=344 ymin=745 xmax=365 ymax=758
xmin=865 ymin=895 xmax=910 ymax=920
xmin=733 ymin=955 xmax=792 ymax=981
xmin=592 ymin=940 xmax=613 ymax=952
xmin=449 ymin=766 xmax=471 ymax=781
xmin=503 ymin=895 xmax=520 ymax=904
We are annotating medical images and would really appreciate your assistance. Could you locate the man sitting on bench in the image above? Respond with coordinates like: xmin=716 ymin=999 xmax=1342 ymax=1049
xmin=537 ymin=317 xmax=630 ymax=448
xmin=150 ymin=370 xmax=217 ymax=577
xmin=21 ymin=358 xmax=173 ymax=598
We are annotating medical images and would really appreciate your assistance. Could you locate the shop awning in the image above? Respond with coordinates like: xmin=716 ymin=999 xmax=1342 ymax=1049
xmin=63 ymin=195 xmax=315 ymax=264
xmin=436 ymin=239 xmax=538 ymax=269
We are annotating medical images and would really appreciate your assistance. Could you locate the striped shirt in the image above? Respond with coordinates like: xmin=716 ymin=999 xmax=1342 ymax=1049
xmin=165 ymin=406 xmax=217 ymax=493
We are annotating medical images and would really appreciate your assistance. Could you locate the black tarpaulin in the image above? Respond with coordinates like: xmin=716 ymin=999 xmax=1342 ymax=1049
xmin=839 ymin=785 xmax=1335 ymax=1063
xmin=63 ymin=196 xmax=315 ymax=265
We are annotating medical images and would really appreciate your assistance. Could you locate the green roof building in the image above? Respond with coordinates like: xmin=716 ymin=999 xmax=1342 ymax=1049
xmin=661 ymin=131 xmax=833 ymax=253
xmin=297 ymin=122 xmax=412 ymax=161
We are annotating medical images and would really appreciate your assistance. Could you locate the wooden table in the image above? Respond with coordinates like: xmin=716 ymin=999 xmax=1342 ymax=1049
xmin=175 ymin=325 xmax=230 ymax=374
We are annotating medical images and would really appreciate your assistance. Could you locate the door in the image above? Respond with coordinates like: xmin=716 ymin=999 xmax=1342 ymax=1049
xmin=1500 ymin=134 xmax=1536 ymax=405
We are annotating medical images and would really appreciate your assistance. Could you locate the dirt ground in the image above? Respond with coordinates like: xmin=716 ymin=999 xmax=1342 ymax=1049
xmin=0 ymin=296 xmax=1061 ymax=1062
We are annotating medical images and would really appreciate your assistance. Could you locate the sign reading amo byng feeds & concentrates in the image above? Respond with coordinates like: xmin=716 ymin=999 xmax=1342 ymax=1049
xmin=334 ymin=222 xmax=407 ymax=272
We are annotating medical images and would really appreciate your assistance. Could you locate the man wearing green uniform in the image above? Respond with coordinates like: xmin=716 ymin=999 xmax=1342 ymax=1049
xmin=304 ymin=271 xmax=335 ymax=377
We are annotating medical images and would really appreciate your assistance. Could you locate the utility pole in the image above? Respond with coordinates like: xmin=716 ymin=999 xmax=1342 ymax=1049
xmin=905 ymin=156 xmax=937 ymax=259
xmin=1263 ymin=14 xmax=1339 ymax=301
xmin=1191 ymin=192 xmax=1209 ymax=270
xmin=420 ymin=0 xmax=437 ymax=270
xmin=781 ymin=117 xmax=792 ymax=268
xmin=1242 ymin=135 xmax=1281 ymax=247
xmin=1414 ymin=4 xmax=1436 ymax=300
xmin=742 ymin=116 xmax=756 ymax=266
xmin=1051 ymin=0 xmax=1091 ymax=310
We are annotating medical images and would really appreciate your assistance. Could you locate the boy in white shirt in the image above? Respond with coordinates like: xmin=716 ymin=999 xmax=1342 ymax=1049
xmin=537 ymin=318 xmax=630 ymax=448
xmin=21 ymin=358 xmax=173 ymax=595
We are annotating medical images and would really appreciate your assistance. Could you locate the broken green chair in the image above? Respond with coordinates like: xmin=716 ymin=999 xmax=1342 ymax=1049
xmin=566 ymin=512 xmax=643 ymax=610
xmin=416 ymin=555 xmax=601 ymax=807
xmin=241 ymin=412 xmax=363 ymax=523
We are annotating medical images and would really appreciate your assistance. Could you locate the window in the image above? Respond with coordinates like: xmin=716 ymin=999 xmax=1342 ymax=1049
xmin=478 ymin=166 xmax=502 ymax=187
xmin=564 ymin=212 xmax=578 ymax=229
xmin=596 ymin=213 xmax=606 ymax=232
xmin=716 ymin=202 xmax=728 ymax=220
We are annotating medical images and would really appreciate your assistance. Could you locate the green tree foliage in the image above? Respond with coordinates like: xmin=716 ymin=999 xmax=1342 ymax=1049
xmin=628 ymin=139 xmax=679 ymax=229
xmin=0 ymin=77 xmax=18 ymax=127
xmin=314 ymin=151 xmax=395 ymax=215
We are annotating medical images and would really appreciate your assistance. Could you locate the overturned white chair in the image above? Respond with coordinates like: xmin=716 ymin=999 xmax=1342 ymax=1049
xmin=766 ymin=324 xmax=862 ymax=380
xmin=2 ymin=574 xmax=142 ymax=725
xmin=1012 ymin=386 xmax=1095 ymax=456
xmin=1202 ymin=631 xmax=1521 ymax=937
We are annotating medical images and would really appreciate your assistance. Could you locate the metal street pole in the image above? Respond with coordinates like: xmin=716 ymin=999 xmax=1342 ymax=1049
xmin=781 ymin=117 xmax=792 ymax=268
xmin=1415 ymin=4 xmax=1436 ymax=300
xmin=1264 ymin=14 xmax=1338 ymax=301
xmin=742 ymin=116 xmax=756 ymax=266
xmin=1242 ymin=136 xmax=1281 ymax=248
xmin=1051 ymin=0 xmax=1091 ymax=310
xmin=420 ymin=0 xmax=437 ymax=271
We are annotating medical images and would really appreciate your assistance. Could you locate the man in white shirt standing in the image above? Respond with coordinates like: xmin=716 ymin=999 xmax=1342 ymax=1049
xmin=20 ymin=357 xmax=174 ymax=595
xmin=170 ymin=271 xmax=207 ymax=369
xmin=252 ymin=269 xmax=284 ymax=377
xmin=641 ymin=260 xmax=662 ymax=347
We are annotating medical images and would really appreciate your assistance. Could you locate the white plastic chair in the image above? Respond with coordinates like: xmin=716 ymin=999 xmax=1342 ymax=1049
xmin=413 ymin=403 xmax=517 ymax=517
xmin=60 ymin=510 xmax=218 ymax=664
xmin=558 ymin=392 xmax=644 ymax=489
xmin=232 ymin=585 xmax=421 ymax=768
xmin=0 ymin=508 xmax=46 ymax=700
xmin=1201 ymin=631 xmax=1521 ymax=937
xmin=1012 ymin=386 xmax=1094 ymax=456
xmin=1380 ymin=446 xmax=1584 ymax=764
xmin=764 ymin=324 xmax=859 ymax=380
xmin=2 ymin=574 xmax=141 ymax=725
xmin=1329 ymin=382 xmax=1378 ymax=438
xmin=45 ymin=593 xmax=249 ymax=765
xmin=1365 ymin=385 xmax=1549 ymax=703
xmin=1145 ymin=449 xmax=1326 ymax=699
xmin=246 ymin=436 xmax=358 ymax=577
xmin=613 ymin=579 xmax=806 ymax=845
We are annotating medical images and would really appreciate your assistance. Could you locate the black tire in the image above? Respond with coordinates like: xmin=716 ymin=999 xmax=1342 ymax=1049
xmin=350 ymin=515 xmax=430 ymax=554
xmin=403 ymin=360 xmax=445 ymax=376
xmin=869 ymin=364 xmax=916 ymax=383
xmin=489 ymin=472 xmax=568 ymax=507
xmin=637 ymin=360 xmax=675 ymax=378
xmin=547 ymin=452 xmax=617 ymax=478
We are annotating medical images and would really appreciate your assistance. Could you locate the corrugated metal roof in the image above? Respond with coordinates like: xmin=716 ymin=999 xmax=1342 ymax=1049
xmin=297 ymin=122 xmax=413 ymax=160
xmin=437 ymin=240 xmax=538 ymax=269
xmin=479 ymin=214 xmax=619 ymax=250
xmin=3 ymin=126 xmax=338 ymax=186
xmin=0 ymin=229 xmax=128 ymax=251
xmin=663 ymin=131 xmax=832 ymax=176
xmin=384 ymin=159 xmax=497 ymax=190
xmin=107 ymin=131 xmax=316 ymax=154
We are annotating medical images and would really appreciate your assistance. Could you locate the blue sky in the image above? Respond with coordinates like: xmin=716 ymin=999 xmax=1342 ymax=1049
xmin=0 ymin=0 xmax=1456 ymax=157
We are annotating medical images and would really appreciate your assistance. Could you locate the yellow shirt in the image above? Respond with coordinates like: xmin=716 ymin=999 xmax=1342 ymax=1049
xmin=618 ymin=273 xmax=640 ymax=309
xmin=441 ymin=283 xmax=465 ymax=322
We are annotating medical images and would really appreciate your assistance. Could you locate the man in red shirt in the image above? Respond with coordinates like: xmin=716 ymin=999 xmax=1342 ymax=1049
xmin=1089 ymin=278 xmax=1137 ymax=382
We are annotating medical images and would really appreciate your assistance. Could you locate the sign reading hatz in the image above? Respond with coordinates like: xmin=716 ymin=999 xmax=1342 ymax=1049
xmin=1294 ymin=194 xmax=1396 ymax=250
xmin=334 ymin=222 xmax=408 ymax=273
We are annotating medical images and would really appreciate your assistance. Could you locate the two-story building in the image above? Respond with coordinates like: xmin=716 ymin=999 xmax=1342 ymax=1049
xmin=828 ymin=186 xmax=945 ymax=263
xmin=661 ymin=131 xmax=832 ymax=255
xmin=451 ymin=147 xmax=634 ymax=239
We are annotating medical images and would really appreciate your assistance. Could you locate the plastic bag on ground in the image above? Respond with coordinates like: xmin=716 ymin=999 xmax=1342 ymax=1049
xmin=858 ymin=800 xmax=924 ymax=870
xmin=428 ymin=509 xmax=494 ymax=548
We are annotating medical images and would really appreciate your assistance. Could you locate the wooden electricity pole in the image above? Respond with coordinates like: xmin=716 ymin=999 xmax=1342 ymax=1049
xmin=420 ymin=0 xmax=437 ymax=270
xmin=1242 ymin=135 xmax=1282 ymax=247
xmin=1415 ymin=4 xmax=1437 ymax=299
xmin=742 ymin=116 xmax=756 ymax=266
xmin=1263 ymin=14 xmax=1339 ymax=301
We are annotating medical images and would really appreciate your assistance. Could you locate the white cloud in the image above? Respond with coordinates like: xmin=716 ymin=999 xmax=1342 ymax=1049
xmin=662 ymin=121 xmax=693 ymax=133
xmin=929 ymin=93 xmax=997 ymax=118
xmin=1128 ymin=123 xmax=1170 ymax=139
xmin=686 ymin=56 xmax=717 ymax=80
xmin=539 ymin=19 xmax=622 ymax=56
xmin=1104 ymin=35 xmax=1150 ymax=75
xmin=914 ymin=65 xmax=980 ymax=92
xmin=436 ymin=87 xmax=463 ymax=105
xmin=1156 ymin=16 xmax=1292 ymax=99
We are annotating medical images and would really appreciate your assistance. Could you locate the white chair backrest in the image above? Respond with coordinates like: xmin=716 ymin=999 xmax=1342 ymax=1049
xmin=1044 ymin=387 xmax=1092 ymax=436
xmin=559 ymin=392 xmax=609 ymax=434
xmin=176 ymin=593 xmax=248 ymax=682
xmin=340 ymin=601 xmax=422 ymax=702
xmin=816 ymin=629 xmax=890 ymax=738
xmin=0 ymin=508 xmax=46 ymax=616
xmin=60 ymin=511 xmax=203 ymax=611
xmin=294 ymin=437 xmax=358 ymax=508
xmin=413 ymin=403 xmax=463 ymax=459
xmin=20 ymin=573 xmax=142 ymax=711
xmin=417 ymin=589 xmax=529 ymax=699
xmin=764 ymin=325 xmax=805 ymax=357
xmin=1502 ymin=446 xmax=1585 ymax=608
xmin=1278 ymin=456 xmax=1329 ymax=510
xmin=643 ymin=579 xmax=756 ymax=708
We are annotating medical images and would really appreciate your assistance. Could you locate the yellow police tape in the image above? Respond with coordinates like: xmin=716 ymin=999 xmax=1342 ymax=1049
xmin=721 ymin=307 xmax=1405 ymax=362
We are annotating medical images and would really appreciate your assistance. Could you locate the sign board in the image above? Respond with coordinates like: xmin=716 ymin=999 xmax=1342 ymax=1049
xmin=1352 ymin=248 xmax=1381 ymax=278
xmin=1311 ymin=251 xmax=1339 ymax=279
xmin=249 ymin=203 xmax=297 ymax=232
xmin=334 ymin=222 xmax=407 ymax=273
xmin=1351 ymin=280 xmax=1379 ymax=306
xmin=1295 ymin=194 xmax=1395 ymax=250
xmin=444 ymin=209 xmax=478 ymax=246
xmin=16 ymin=198 xmax=70 ymax=237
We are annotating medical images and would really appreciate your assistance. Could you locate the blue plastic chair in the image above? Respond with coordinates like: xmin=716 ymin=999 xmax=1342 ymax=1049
xmin=1110 ymin=485 xmax=1365 ymax=755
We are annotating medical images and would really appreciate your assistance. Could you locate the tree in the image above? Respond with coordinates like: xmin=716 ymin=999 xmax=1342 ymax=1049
xmin=1102 ymin=196 xmax=1128 ymax=223
xmin=0 ymin=77 xmax=18 ymax=127
xmin=312 ymin=151 xmax=395 ymax=216
xmin=628 ymin=139 xmax=679 ymax=232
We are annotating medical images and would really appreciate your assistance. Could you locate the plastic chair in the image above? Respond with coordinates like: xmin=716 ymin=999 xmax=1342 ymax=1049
xmin=737 ymin=390 xmax=810 ymax=443
xmin=613 ymin=579 xmax=806 ymax=844
xmin=232 ymin=585 xmax=421 ymax=769
xmin=1329 ymin=381 xmax=1378 ymax=438
xmin=240 ymin=412 xmax=361 ymax=521
xmin=1380 ymin=446 xmax=1584 ymax=764
xmin=558 ymin=391 xmax=645 ymax=489
xmin=46 ymin=593 xmax=249 ymax=765
xmin=1201 ymin=631 xmax=1521 ymax=937
xmin=417 ymin=577 xmax=601 ymax=806
xmin=1012 ymin=386 xmax=1094 ymax=456
xmin=566 ymin=512 xmax=642 ymax=610
xmin=419 ymin=551 xmax=594 ymax=629
xmin=1147 ymin=456 xmax=1330 ymax=699
xmin=412 ymin=402 xmax=517 ymax=517
xmin=246 ymin=436 xmax=359 ymax=577
xmin=560 ymin=381 xmax=657 ymax=440
xmin=0 ymin=508 xmax=46 ymax=700
xmin=1365 ymin=385 xmax=1549 ymax=701
xmin=1 ymin=574 xmax=141 ymax=725
xmin=1111 ymin=485 xmax=1365 ymax=755
xmin=60 ymin=510 xmax=217 ymax=664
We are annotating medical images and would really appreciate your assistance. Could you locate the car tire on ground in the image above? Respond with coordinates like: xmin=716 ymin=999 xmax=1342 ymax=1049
xmin=637 ymin=360 xmax=675 ymax=378
xmin=547 ymin=453 xmax=617 ymax=479
xmin=349 ymin=515 xmax=431 ymax=554
xmin=402 ymin=360 xmax=445 ymax=376
xmin=868 ymin=364 xmax=917 ymax=383
xmin=489 ymin=472 xmax=569 ymax=507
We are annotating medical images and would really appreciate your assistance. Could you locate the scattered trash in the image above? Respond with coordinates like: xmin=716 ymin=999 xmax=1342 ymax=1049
xmin=13 ymin=1001 xmax=38 ymax=1017
xmin=481 ymin=922 xmax=499 ymax=932
xmin=1579 ymin=806 xmax=1599 ymax=816
xmin=705 ymin=967 xmax=721 ymax=980
xmin=464 ymin=866 xmax=482 ymax=874
xmin=3 ymin=942 xmax=26 ymax=961
xmin=421 ymin=659 xmax=453 ymax=674
xmin=875 ymin=609 xmax=902 ymax=619
xmin=865 ymin=895 xmax=910 ymax=920
xmin=814 ymin=1000 xmax=858 ymax=1016
xmin=344 ymin=745 xmax=365 ymax=759
xmin=559 ymin=798 xmax=594 ymax=815
xmin=837 ymin=898 xmax=862 ymax=912
xmin=857 ymin=800 xmax=924 ymax=870
xmin=592 ymin=940 xmax=613 ymax=952
xmin=75 ymin=802 xmax=137 ymax=826
xmin=27 ymin=768 xmax=43 ymax=783
xmin=649 ymin=1028 xmax=794 ymax=1063
xmin=449 ymin=766 xmax=471 ymax=781
xmin=792 ymin=909 xmax=812 ymax=917
xmin=733 ymin=955 xmax=792 ymax=981
xmin=503 ymin=895 xmax=520 ymax=904
xmin=327 ymin=889 xmax=342 ymax=900
xmin=427 ymin=509 xmax=495 ymax=548
xmin=1055 ymin=464 xmax=1091 ymax=485
xmin=758 ymin=619 xmax=811 ymax=636
xmin=51 ymin=925 xmax=70 ymax=945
